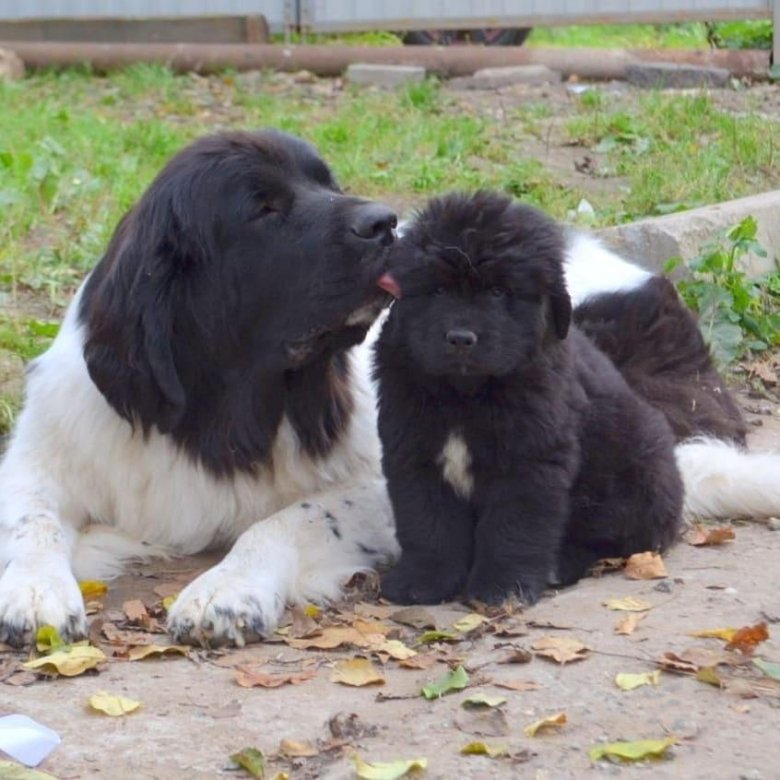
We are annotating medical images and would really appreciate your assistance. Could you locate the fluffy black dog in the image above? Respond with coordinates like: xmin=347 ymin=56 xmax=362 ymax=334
xmin=374 ymin=191 xmax=683 ymax=605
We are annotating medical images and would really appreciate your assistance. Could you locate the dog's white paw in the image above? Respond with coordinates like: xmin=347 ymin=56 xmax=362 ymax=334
xmin=167 ymin=564 xmax=285 ymax=647
xmin=0 ymin=558 xmax=86 ymax=647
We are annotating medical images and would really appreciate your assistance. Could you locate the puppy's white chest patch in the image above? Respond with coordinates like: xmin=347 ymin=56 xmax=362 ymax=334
xmin=437 ymin=432 xmax=474 ymax=500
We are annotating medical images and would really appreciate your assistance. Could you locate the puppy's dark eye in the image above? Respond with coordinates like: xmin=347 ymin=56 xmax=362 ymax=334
xmin=490 ymin=286 xmax=506 ymax=298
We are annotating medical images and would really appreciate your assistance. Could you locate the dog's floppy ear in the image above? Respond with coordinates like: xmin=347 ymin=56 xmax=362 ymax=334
xmin=548 ymin=267 xmax=572 ymax=340
xmin=80 ymin=197 xmax=197 ymax=434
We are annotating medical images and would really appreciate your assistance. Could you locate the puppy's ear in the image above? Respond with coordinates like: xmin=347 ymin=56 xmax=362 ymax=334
xmin=81 ymin=201 xmax=194 ymax=434
xmin=548 ymin=270 xmax=572 ymax=340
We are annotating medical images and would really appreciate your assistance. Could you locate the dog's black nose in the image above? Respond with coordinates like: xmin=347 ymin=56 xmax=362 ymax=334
xmin=350 ymin=203 xmax=397 ymax=244
xmin=446 ymin=329 xmax=478 ymax=349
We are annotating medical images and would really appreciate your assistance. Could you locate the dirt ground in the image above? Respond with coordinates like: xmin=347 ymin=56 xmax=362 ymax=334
xmin=0 ymin=404 xmax=778 ymax=779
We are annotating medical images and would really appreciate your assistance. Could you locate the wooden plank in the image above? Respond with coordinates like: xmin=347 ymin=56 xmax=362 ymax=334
xmin=0 ymin=16 xmax=269 ymax=44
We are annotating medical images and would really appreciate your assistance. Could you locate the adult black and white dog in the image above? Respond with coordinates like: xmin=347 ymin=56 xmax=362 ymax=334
xmin=0 ymin=130 xmax=778 ymax=647
xmin=374 ymin=192 xmax=682 ymax=606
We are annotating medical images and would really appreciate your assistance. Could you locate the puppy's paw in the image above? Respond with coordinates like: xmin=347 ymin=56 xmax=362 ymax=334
xmin=465 ymin=569 xmax=545 ymax=607
xmin=0 ymin=558 xmax=86 ymax=647
xmin=381 ymin=557 xmax=466 ymax=605
xmin=167 ymin=564 xmax=284 ymax=647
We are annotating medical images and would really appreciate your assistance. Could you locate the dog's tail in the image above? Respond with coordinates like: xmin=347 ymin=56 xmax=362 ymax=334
xmin=675 ymin=438 xmax=780 ymax=521
xmin=72 ymin=525 xmax=172 ymax=581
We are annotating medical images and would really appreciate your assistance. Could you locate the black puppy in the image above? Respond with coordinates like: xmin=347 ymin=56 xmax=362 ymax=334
xmin=374 ymin=191 xmax=683 ymax=606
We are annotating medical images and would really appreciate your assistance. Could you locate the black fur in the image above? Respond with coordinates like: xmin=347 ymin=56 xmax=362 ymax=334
xmin=574 ymin=276 xmax=747 ymax=444
xmin=79 ymin=130 xmax=396 ymax=476
xmin=374 ymin=191 xmax=683 ymax=606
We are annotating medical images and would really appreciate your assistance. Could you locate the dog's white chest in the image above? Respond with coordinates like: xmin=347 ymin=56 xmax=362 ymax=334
xmin=437 ymin=432 xmax=474 ymax=499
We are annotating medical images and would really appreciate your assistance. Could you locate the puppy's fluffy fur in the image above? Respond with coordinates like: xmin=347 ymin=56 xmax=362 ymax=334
xmin=374 ymin=192 xmax=683 ymax=605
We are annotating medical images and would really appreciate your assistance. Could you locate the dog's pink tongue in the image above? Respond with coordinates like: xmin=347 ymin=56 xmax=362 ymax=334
xmin=377 ymin=273 xmax=402 ymax=299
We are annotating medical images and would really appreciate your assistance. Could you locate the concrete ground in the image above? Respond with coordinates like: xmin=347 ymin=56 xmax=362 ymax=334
xmin=1 ymin=410 xmax=779 ymax=780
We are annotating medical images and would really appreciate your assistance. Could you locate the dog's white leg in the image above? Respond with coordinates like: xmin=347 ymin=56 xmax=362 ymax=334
xmin=0 ymin=435 xmax=86 ymax=646
xmin=167 ymin=478 xmax=398 ymax=647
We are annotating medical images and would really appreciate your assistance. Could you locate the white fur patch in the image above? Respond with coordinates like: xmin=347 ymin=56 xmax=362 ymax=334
xmin=438 ymin=433 xmax=474 ymax=500
xmin=564 ymin=232 xmax=652 ymax=307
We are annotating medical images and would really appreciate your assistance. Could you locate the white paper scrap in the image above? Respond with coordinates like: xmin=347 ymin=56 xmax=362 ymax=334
xmin=0 ymin=715 xmax=61 ymax=767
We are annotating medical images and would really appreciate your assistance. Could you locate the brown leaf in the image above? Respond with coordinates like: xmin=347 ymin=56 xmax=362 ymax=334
xmin=289 ymin=608 xmax=321 ymax=639
xmin=657 ymin=651 xmax=698 ymax=674
xmin=399 ymin=654 xmax=437 ymax=670
xmin=590 ymin=557 xmax=626 ymax=577
xmin=624 ymin=551 xmax=667 ymax=580
xmin=686 ymin=523 xmax=736 ymax=546
xmin=286 ymin=627 xmax=369 ymax=651
xmin=531 ymin=636 xmax=590 ymax=665
xmin=497 ymin=646 xmax=533 ymax=664
xmin=279 ymin=739 xmax=318 ymax=758
xmin=493 ymin=679 xmax=540 ymax=692
xmin=614 ymin=613 xmax=646 ymax=636
xmin=523 ymin=712 xmax=567 ymax=737
xmin=126 ymin=644 xmax=190 ymax=661
xmin=354 ymin=602 xmax=394 ymax=620
xmin=390 ymin=606 xmax=437 ymax=630
xmin=235 ymin=665 xmax=317 ymax=688
xmin=725 ymin=622 xmax=769 ymax=655
xmin=123 ymin=599 xmax=149 ymax=624
xmin=4 ymin=670 xmax=37 ymax=686
xmin=328 ymin=712 xmax=379 ymax=741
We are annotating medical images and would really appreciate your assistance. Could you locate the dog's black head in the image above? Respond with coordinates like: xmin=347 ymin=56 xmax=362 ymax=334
xmin=80 ymin=129 xmax=396 ymax=472
xmin=379 ymin=191 xmax=570 ymax=387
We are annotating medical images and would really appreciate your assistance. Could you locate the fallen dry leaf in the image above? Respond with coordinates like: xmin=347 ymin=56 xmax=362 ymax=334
xmin=532 ymin=636 xmax=590 ymax=665
xmin=79 ymin=580 xmax=108 ymax=599
xmin=331 ymin=658 xmax=385 ymax=687
xmin=589 ymin=737 xmax=677 ymax=763
xmin=725 ymin=622 xmax=769 ymax=655
xmin=126 ymin=644 xmax=190 ymax=661
xmin=615 ymin=671 xmax=660 ymax=691
xmin=615 ymin=613 xmax=646 ymax=635
xmin=0 ymin=761 xmax=59 ymax=779
xmin=656 ymin=652 xmax=699 ymax=675
xmin=523 ymin=712 xmax=567 ymax=737
xmin=123 ymin=599 xmax=149 ymax=624
xmin=497 ymin=645 xmax=533 ymax=664
xmin=603 ymin=596 xmax=653 ymax=612
xmin=235 ymin=666 xmax=317 ymax=688
xmin=493 ymin=679 xmax=540 ymax=692
xmin=461 ymin=693 xmax=506 ymax=709
xmin=4 ymin=671 xmax=37 ymax=686
xmin=417 ymin=630 xmax=460 ymax=644
xmin=452 ymin=614 xmax=489 ymax=633
xmin=35 ymin=625 xmax=65 ymax=654
xmin=279 ymin=738 xmax=318 ymax=758
xmin=686 ymin=523 xmax=735 ymax=546
xmin=421 ymin=665 xmax=469 ymax=699
xmin=230 ymin=747 xmax=265 ymax=778
xmin=23 ymin=645 xmax=106 ymax=677
xmin=455 ymin=707 xmax=509 ymax=737
xmin=690 ymin=627 xmax=738 ymax=641
xmin=624 ymin=552 xmax=667 ymax=580
xmin=399 ymin=654 xmax=437 ymax=670
xmin=460 ymin=741 xmax=508 ymax=758
xmin=696 ymin=666 xmax=724 ymax=687
xmin=351 ymin=755 xmax=427 ymax=780
xmin=88 ymin=691 xmax=141 ymax=716
xmin=390 ymin=606 xmax=436 ymax=630
xmin=373 ymin=638 xmax=417 ymax=661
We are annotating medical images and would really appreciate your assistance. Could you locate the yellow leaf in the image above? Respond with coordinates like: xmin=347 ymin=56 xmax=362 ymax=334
xmin=35 ymin=625 xmax=65 ymax=653
xmin=523 ymin=711 xmax=567 ymax=737
xmin=603 ymin=596 xmax=653 ymax=612
xmin=690 ymin=627 xmax=738 ymax=641
xmin=451 ymin=613 xmax=488 ymax=633
xmin=460 ymin=741 xmax=508 ymax=758
xmin=303 ymin=604 xmax=322 ymax=619
xmin=162 ymin=594 xmax=177 ymax=611
xmin=88 ymin=691 xmax=141 ymax=716
xmin=696 ymin=666 xmax=724 ymax=687
xmin=624 ymin=552 xmax=667 ymax=580
xmin=330 ymin=658 xmax=386 ymax=687
xmin=531 ymin=636 xmax=590 ymax=664
xmin=279 ymin=739 xmax=318 ymax=757
xmin=371 ymin=638 xmax=417 ymax=661
xmin=0 ymin=761 xmax=59 ymax=779
xmin=79 ymin=580 xmax=108 ymax=599
xmin=23 ymin=645 xmax=106 ymax=677
xmin=588 ymin=737 xmax=677 ymax=762
xmin=230 ymin=747 xmax=265 ymax=778
xmin=461 ymin=693 xmax=506 ymax=708
xmin=126 ymin=644 xmax=190 ymax=661
xmin=614 ymin=613 xmax=646 ymax=635
xmin=351 ymin=754 xmax=427 ymax=779
xmin=615 ymin=671 xmax=661 ymax=691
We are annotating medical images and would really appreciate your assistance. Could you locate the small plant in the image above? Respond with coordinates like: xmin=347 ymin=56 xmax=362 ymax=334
xmin=665 ymin=216 xmax=780 ymax=367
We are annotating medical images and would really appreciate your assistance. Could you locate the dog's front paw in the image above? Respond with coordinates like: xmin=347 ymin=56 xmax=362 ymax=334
xmin=465 ymin=568 xmax=545 ymax=607
xmin=381 ymin=556 xmax=466 ymax=605
xmin=0 ymin=558 xmax=86 ymax=647
xmin=167 ymin=565 xmax=285 ymax=647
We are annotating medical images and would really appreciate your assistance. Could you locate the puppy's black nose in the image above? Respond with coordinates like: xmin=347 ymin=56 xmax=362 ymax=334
xmin=350 ymin=203 xmax=397 ymax=244
xmin=446 ymin=329 xmax=478 ymax=349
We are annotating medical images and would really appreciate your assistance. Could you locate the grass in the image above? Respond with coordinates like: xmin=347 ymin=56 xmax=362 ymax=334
xmin=0 ymin=65 xmax=779 ymax=430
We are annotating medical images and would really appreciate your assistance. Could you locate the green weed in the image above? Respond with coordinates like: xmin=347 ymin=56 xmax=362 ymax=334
xmin=667 ymin=217 xmax=780 ymax=367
